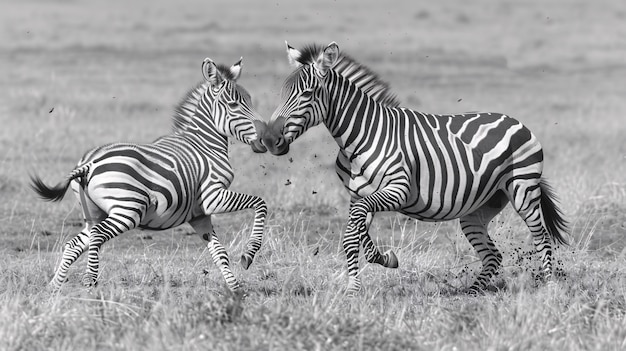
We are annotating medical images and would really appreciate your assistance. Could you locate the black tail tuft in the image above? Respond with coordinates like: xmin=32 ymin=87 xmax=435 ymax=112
xmin=30 ymin=174 xmax=71 ymax=202
xmin=539 ymin=179 xmax=569 ymax=245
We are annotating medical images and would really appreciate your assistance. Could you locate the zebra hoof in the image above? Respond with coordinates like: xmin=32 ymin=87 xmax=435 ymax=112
xmin=82 ymin=275 xmax=98 ymax=288
xmin=466 ymin=287 xmax=480 ymax=295
xmin=466 ymin=284 xmax=487 ymax=295
xmin=229 ymin=284 xmax=248 ymax=298
xmin=384 ymin=250 xmax=399 ymax=269
xmin=346 ymin=287 xmax=360 ymax=298
xmin=346 ymin=278 xmax=361 ymax=297
xmin=240 ymin=255 xmax=252 ymax=270
xmin=228 ymin=281 xmax=243 ymax=293
xmin=48 ymin=280 xmax=63 ymax=292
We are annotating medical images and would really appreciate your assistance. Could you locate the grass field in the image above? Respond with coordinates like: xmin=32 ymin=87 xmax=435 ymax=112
xmin=1 ymin=0 xmax=625 ymax=350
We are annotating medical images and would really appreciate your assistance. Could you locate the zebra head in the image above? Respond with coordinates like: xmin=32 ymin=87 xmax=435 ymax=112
xmin=198 ymin=57 xmax=268 ymax=151
xmin=263 ymin=42 xmax=339 ymax=155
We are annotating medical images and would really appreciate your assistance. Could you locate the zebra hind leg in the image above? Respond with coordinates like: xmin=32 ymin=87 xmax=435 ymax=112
xmin=511 ymin=179 xmax=567 ymax=284
xmin=49 ymin=223 xmax=90 ymax=290
xmin=460 ymin=191 xmax=508 ymax=294
xmin=83 ymin=214 xmax=138 ymax=287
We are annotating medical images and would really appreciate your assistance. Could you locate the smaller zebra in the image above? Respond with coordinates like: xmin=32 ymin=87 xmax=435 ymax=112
xmin=31 ymin=57 xmax=268 ymax=292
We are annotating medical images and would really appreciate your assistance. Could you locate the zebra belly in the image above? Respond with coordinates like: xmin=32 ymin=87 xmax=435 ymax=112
xmin=86 ymin=171 xmax=195 ymax=230
xmin=399 ymin=211 xmax=457 ymax=222
xmin=399 ymin=206 xmax=470 ymax=221
xmin=139 ymin=197 xmax=195 ymax=229
xmin=400 ymin=184 xmax=506 ymax=221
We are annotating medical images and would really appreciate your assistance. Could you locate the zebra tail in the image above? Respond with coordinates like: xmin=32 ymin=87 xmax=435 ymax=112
xmin=30 ymin=165 xmax=89 ymax=202
xmin=539 ymin=178 xmax=569 ymax=246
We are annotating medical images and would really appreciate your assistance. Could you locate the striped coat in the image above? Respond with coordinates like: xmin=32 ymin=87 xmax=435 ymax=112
xmin=262 ymin=42 xmax=567 ymax=294
xmin=31 ymin=58 xmax=267 ymax=291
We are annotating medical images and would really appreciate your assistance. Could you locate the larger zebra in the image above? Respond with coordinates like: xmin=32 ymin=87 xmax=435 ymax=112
xmin=260 ymin=42 xmax=568 ymax=294
xmin=31 ymin=57 xmax=268 ymax=292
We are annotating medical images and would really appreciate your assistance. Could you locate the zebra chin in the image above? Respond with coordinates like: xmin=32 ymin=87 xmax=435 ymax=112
xmin=266 ymin=141 xmax=289 ymax=156
xmin=250 ymin=120 xmax=268 ymax=153
xmin=250 ymin=139 xmax=267 ymax=153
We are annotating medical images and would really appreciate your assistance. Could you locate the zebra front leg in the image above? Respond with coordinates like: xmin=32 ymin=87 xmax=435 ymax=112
xmin=361 ymin=213 xmax=399 ymax=268
xmin=202 ymin=189 xmax=267 ymax=270
xmin=343 ymin=216 xmax=363 ymax=295
xmin=206 ymin=231 xmax=240 ymax=291
xmin=190 ymin=216 xmax=240 ymax=291
xmin=50 ymin=224 xmax=90 ymax=289
xmin=83 ymin=214 xmax=138 ymax=287
xmin=240 ymin=194 xmax=267 ymax=270
xmin=345 ymin=186 xmax=408 ymax=294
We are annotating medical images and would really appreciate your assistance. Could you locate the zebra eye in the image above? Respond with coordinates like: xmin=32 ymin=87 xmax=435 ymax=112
xmin=300 ymin=90 xmax=313 ymax=99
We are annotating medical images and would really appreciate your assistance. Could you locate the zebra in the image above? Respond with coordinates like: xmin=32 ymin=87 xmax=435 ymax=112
xmin=260 ymin=42 xmax=568 ymax=294
xmin=31 ymin=57 xmax=269 ymax=292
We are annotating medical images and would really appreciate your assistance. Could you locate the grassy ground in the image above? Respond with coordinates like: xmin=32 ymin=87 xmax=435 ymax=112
xmin=1 ymin=0 xmax=625 ymax=350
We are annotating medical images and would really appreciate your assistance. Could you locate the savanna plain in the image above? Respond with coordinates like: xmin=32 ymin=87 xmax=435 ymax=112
xmin=1 ymin=0 xmax=625 ymax=350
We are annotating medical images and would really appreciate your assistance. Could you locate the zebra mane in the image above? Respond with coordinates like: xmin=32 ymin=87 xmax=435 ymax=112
xmin=171 ymin=64 xmax=239 ymax=133
xmin=295 ymin=44 xmax=400 ymax=108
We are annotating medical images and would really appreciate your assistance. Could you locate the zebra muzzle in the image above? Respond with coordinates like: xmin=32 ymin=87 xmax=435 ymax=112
xmin=251 ymin=120 xmax=269 ymax=153
xmin=263 ymin=117 xmax=290 ymax=156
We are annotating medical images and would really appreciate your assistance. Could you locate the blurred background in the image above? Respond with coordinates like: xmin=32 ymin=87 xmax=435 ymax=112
xmin=1 ymin=0 xmax=625 ymax=253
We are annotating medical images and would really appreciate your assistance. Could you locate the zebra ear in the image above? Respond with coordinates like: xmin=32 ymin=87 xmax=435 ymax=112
xmin=202 ymin=57 xmax=224 ymax=87
xmin=314 ymin=41 xmax=339 ymax=76
xmin=230 ymin=57 xmax=243 ymax=81
xmin=286 ymin=41 xmax=302 ymax=68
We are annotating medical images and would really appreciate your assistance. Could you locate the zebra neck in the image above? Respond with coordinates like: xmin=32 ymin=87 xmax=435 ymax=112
xmin=325 ymin=74 xmax=382 ymax=151
xmin=180 ymin=125 xmax=229 ymax=156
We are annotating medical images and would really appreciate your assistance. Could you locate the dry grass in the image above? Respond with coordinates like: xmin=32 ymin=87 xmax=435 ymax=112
xmin=1 ymin=221 xmax=625 ymax=350
xmin=1 ymin=0 xmax=625 ymax=350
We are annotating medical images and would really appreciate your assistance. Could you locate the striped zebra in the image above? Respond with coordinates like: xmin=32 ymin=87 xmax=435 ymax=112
xmin=31 ymin=57 xmax=268 ymax=292
xmin=260 ymin=42 xmax=568 ymax=294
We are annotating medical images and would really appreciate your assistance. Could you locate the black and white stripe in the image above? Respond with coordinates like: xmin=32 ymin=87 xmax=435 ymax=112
xmin=265 ymin=42 xmax=567 ymax=294
xmin=31 ymin=58 xmax=267 ymax=291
